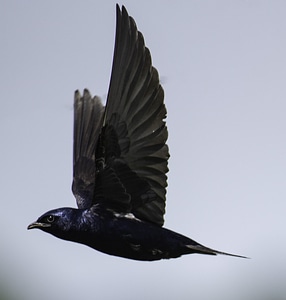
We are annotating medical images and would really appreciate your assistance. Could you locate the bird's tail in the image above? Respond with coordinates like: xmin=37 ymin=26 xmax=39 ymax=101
xmin=185 ymin=243 xmax=249 ymax=259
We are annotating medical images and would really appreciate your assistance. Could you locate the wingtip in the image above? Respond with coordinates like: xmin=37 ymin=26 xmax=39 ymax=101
xmin=116 ymin=4 xmax=129 ymax=21
xmin=116 ymin=4 xmax=127 ymax=13
xmin=121 ymin=5 xmax=127 ymax=14
xmin=83 ymin=88 xmax=91 ymax=98
xmin=116 ymin=3 xmax=120 ymax=14
xmin=116 ymin=4 xmax=126 ymax=17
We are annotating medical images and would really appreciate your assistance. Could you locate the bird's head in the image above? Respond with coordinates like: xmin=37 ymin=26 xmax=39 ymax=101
xmin=27 ymin=207 xmax=77 ymax=236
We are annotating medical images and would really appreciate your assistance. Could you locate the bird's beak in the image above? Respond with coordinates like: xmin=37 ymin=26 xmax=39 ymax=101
xmin=27 ymin=222 xmax=51 ymax=230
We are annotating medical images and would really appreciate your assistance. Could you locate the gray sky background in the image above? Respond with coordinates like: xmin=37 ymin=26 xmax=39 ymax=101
xmin=1 ymin=1 xmax=286 ymax=299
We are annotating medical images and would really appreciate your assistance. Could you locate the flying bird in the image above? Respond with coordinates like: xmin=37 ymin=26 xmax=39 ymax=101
xmin=28 ymin=5 xmax=246 ymax=261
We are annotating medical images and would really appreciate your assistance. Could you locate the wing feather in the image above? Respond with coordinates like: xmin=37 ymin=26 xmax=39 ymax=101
xmin=72 ymin=90 xmax=104 ymax=209
xmin=95 ymin=5 xmax=169 ymax=226
xmin=72 ymin=5 xmax=169 ymax=226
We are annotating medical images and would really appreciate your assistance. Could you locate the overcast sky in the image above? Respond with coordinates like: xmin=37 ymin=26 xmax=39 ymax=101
xmin=1 ymin=1 xmax=286 ymax=299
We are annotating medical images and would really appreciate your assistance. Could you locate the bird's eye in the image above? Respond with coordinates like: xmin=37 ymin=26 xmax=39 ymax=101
xmin=46 ymin=215 xmax=55 ymax=223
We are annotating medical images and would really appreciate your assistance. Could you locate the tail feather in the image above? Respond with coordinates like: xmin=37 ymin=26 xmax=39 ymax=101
xmin=186 ymin=244 xmax=249 ymax=259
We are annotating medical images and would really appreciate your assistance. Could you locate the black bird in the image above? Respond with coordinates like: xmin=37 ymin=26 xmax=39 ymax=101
xmin=28 ymin=5 xmax=246 ymax=261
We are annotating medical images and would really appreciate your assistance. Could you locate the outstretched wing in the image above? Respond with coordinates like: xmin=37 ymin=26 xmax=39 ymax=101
xmin=72 ymin=5 xmax=169 ymax=226
xmin=72 ymin=90 xmax=104 ymax=209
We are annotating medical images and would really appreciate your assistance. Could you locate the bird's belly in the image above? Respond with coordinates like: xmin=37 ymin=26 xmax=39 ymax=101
xmin=79 ymin=217 xmax=186 ymax=261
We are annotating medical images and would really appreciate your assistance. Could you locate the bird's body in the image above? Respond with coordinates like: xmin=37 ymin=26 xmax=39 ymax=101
xmin=28 ymin=5 xmax=246 ymax=261
xmin=30 ymin=205 xmax=240 ymax=261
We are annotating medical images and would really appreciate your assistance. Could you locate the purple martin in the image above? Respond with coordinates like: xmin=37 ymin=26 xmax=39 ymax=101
xmin=28 ymin=5 xmax=246 ymax=261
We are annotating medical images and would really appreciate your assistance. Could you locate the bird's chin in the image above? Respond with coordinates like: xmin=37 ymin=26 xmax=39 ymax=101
xmin=27 ymin=222 xmax=52 ymax=230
